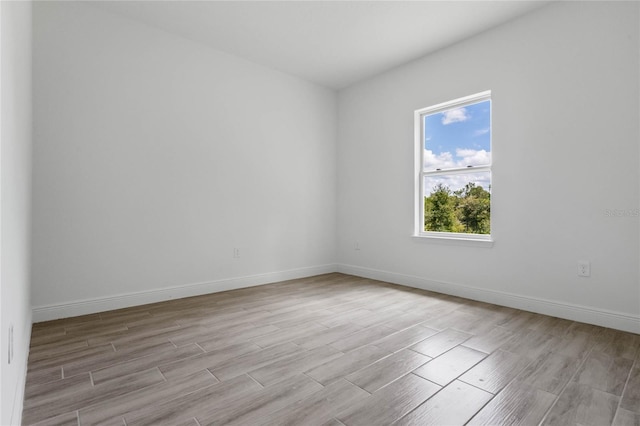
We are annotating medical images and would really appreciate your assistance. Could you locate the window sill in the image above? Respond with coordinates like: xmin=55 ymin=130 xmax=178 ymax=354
xmin=411 ymin=235 xmax=494 ymax=248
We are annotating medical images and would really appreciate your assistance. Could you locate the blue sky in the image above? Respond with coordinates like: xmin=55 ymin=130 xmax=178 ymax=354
xmin=423 ymin=100 xmax=491 ymax=193
xmin=423 ymin=100 xmax=491 ymax=171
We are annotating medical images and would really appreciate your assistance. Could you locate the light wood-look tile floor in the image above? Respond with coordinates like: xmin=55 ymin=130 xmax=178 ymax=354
xmin=24 ymin=273 xmax=640 ymax=426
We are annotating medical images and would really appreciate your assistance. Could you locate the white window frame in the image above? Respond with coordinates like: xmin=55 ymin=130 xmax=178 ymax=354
xmin=414 ymin=91 xmax=493 ymax=243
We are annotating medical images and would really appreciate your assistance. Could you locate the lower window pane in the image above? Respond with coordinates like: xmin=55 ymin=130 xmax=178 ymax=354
xmin=423 ymin=171 xmax=491 ymax=234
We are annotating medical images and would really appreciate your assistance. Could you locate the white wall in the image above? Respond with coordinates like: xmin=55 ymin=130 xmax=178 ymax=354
xmin=32 ymin=2 xmax=337 ymax=319
xmin=337 ymin=1 xmax=640 ymax=332
xmin=29 ymin=1 xmax=640 ymax=330
xmin=1 ymin=1 xmax=33 ymax=424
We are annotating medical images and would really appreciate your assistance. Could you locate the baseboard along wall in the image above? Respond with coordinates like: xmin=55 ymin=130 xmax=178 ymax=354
xmin=32 ymin=264 xmax=337 ymax=323
xmin=337 ymin=264 xmax=640 ymax=335
xmin=32 ymin=263 xmax=639 ymax=334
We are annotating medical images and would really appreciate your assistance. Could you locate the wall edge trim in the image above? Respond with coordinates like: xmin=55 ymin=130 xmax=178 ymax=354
xmin=10 ymin=318 xmax=31 ymax=426
xmin=337 ymin=263 xmax=640 ymax=334
xmin=32 ymin=264 xmax=338 ymax=322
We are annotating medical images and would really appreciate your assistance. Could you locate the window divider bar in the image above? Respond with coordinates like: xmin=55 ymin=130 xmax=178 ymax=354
xmin=422 ymin=165 xmax=491 ymax=177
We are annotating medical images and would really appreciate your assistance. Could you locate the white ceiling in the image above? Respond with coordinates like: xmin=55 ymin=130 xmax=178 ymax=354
xmin=92 ymin=1 xmax=551 ymax=89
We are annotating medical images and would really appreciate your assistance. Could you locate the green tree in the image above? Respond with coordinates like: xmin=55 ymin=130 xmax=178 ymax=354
xmin=424 ymin=183 xmax=457 ymax=232
xmin=424 ymin=182 xmax=490 ymax=234
xmin=456 ymin=183 xmax=490 ymax=234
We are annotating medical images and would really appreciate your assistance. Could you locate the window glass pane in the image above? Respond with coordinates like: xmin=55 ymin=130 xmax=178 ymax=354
xmin=423 ymin=171 xmax=491 ymax=234
xmin=423 ymin=100 xmax=491 ymax=171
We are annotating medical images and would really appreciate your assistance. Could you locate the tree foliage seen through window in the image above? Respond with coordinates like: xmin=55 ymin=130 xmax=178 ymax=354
xmin=424 ymin=182 xmax=490 ymax=234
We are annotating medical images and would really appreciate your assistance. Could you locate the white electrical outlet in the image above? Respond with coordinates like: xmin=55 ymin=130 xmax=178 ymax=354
xmin=577 ymin=261 xmax=590 ymax=277
xmin=354 ymin=241 xmax=360 ymax=251
xmin=233 ymin=248 xmax=240 ymax=258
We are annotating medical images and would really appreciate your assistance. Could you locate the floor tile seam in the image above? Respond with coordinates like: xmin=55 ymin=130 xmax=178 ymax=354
xmin=613 ymin=354 xmax=639 ymax=419
xmin=62 ymin=325 xmax=132 ymax=340
xmin=27 ymin=370 xmax=156 ymax=425
xmin=125 ymin=370 xmax=228 ymax=417
xmin=360 ymin=365 xmax=434 ymax=395
xmin=434 ymin=343 xmax=491 ymax=360
xmin=125 ymin=319 xmax=181 ymax=332
xmin=295 ymin=326 xmax=368 ymax=349
xmin=300 ymin=371 xmax=331 ymax=389
xmin=351 ymin=347 xmax=414 ymax=376
xmin=28 ymin=353 xmax=112 ymax=377
xmin=457 ymin=376 xmax=500 ymax=396
xmin=28 ymin=348 xmax=232 ymax=402
xmin=412 ymin=349 xmax=487 ymax=388
xmin=29 ymin=340 xmax=92 ymax=358
xmin=307 ymin=348 xmax=390 ymax=382
xmin=537 ymin=346 xmax=594 ymax=425
xmin=155 ymin=366 xmax=169 ymax=383
xmin=87 ymin=365 xmax=164 ymax=390
xmin=27 ymin=409 xmax=82 ymax=426
xmin=461 ymin=347 xmax=549 ymax=425
xmin=244 ymin=348 xmax=347 ymax=387
xmin=193 ymin=342 xmax=207 ymax=353
xmin=239 ymin=345 xmax=328 ymax=379
xmin=366 ymin=373 xmax=444 ymax=424
xmin=393 ymin=379 xmax=495 ymax=426
xmin=245 ymin=371 xmax=267 ymax=388
xmin=48 ymin=347 xmax=154 ymax=380
xmin=84 ymin=372 xmax=222 ymax=425
xmin=581 ymin=351 xmax=635 ymax=397
xmin=459 ymin=341 xmax=498 ymax=355
xmin=428 ymin=325 xmax=475 ymax=340
xmin=87 ymin=343 xmax=202 ymax=381
xmin=340 ymin=375 xmax=373 ymax=396
xmin=23 ymin=374 xmax=94 ymax=408
xmin=387 ymin=319 xmax=432 ymax=333
xmin=64 ymin=322 xmax=108 ymax=333
xmin=24 ymin=366 xmax=65 ymax=385
xmin=366 ymin=324 xmax=435 ymax=349
xmin=247 ymin=335 xmax=306 ymax=350
xmin=458 ymin=386 xmax=499 ymax=424
xmin=29 ymin=332 xmax=79 ymax=349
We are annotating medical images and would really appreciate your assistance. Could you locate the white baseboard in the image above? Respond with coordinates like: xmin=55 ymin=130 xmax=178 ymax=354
xmin=32 ymin=264 xmax=338 ymax=322
xmin=32 ymin=262 xmax=639 ymax=334
xmin=338 ymin=264 xmax=640 ymax=334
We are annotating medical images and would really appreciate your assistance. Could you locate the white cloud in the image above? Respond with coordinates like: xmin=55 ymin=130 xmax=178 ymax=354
xmin=474 ymin=127 xmax=490 ymax=136
xmin=441 ymin=107 xmax=469 ymax=125
xmin=425 ymin=148 xmax=491 ymax=171
xmin=423 ymin=149 xmax=491 ymax=194
xmin=424 ymin=172 xmax=491 ymax=196
xmin=456 ymin=149 xmax=491 ymax=166
xmin=423 ymin=149 xmax=455 ymax=170
xmin=424 ymin=172 xmax=491 ymax=194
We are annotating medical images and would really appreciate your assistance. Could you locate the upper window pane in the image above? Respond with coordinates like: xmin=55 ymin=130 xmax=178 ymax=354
xmin=423 ymin=99 xmax=491 ymax=171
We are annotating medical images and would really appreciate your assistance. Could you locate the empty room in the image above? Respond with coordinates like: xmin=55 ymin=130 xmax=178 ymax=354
xmin=2 ymin=0 xmax=639 ymax=425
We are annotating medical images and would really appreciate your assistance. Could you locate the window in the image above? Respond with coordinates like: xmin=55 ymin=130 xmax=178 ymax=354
xmin=414 ymin=91 xmax=492 ymax=241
